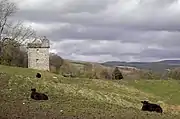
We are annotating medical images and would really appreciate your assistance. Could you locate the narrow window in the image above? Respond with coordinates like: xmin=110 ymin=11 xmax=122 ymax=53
xmin=36 ymin=59 xmax=39 ymax=62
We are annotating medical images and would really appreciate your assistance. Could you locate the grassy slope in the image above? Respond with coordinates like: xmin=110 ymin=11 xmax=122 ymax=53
xmin=0 ymin=65 xmax=180 ymax=119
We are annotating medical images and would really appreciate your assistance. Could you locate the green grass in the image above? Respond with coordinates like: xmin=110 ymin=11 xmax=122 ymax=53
xmin=0 ymin=65 xmax=180 ymax=119
xmin=127 ymin=80 xmax=180 ymax=105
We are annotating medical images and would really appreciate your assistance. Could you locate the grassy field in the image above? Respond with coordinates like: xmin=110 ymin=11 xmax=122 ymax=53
xmin=0 ymin=65 xmax=180 ymax=119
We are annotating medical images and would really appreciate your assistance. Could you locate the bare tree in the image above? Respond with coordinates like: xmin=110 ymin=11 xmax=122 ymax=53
xmin=5 ymin=21 xmax=36 ymax=44
xmin=0 ymin=0 xmax=36 ymax=65
xmin=0 ymin=0 xmax=36 ymax=48
xmin=0 ymin=0 xmax=17 ymax=40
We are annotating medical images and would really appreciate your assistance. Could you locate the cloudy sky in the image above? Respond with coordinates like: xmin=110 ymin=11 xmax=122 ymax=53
xmin=11 ymin=0 xmax=180 ymax=62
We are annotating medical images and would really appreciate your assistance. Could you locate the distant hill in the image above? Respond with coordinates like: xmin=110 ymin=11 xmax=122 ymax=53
xmin=101 ymin=60 xmax=180 ymax=72
xmin=158 ymin=60 xmax=180 ymax=65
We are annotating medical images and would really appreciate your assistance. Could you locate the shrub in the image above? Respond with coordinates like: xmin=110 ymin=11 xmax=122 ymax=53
xmin=49 ymin=53 xmax=63 ymax=73
xmin=100 ymin=69 xmax=111 ymax=79
xmin=112 ymin=67 xmax=123 ymax=80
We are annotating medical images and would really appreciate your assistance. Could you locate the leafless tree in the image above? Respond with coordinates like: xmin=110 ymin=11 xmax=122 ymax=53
xmin=5 ymin=20 xmax=36 ymax=44
xmin=0 ymin=0 xmax=17 ymax=40
xmin=0 ymin=0 xmax=36 ymax=49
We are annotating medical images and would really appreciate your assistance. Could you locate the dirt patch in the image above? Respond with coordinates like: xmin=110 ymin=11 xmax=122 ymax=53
xmin=168 ymin=105 xmax=180 ymax=112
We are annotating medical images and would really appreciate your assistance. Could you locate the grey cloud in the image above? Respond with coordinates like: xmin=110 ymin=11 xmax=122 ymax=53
xmin=53 ymin=38 xmax=180 ymax=61
xmin=15 ymin=9 xmax=180 ymax=32
xmin=61 ymin=0 xmax=118 ymax=13
xmin=14 ymin=0 xmax=180 ymax=32
xmin=139 ymin=0 xmax=177 ymax=7
xmin=12 ymin=0 xmax=180 ymax=61
xmin=53 ymin=40 xmax=143 ymax=59
xmin=14 ymin=10 xmax=60 ymax=23
xmin=138 ymin=48 xmax=180 ymax=59
xmin=47 ymin=25 xmax=180 ymax=50
xmin=60 ymin=44 xmax=180 ymax=61
xmin=49 ymin=25 xmax=127 ymax=40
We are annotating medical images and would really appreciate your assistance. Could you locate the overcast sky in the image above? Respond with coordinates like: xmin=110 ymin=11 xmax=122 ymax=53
xmin=11 ymin=0 xmax=180 ymax=62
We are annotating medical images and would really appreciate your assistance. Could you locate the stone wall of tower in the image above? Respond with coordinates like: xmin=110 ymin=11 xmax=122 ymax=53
xmin=28 ymin=47 xmax=49 ymax=71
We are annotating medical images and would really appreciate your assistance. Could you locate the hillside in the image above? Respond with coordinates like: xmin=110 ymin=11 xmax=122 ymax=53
xmin=102 ymin=60 xmax=180 ymax=72
xmin=68 ymin=59 xmax=140 ymax=73
xmin=1 ymin=65 xmax=180 ymax=118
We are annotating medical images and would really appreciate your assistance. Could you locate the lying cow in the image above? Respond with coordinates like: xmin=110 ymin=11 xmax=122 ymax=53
xmin=30 ymin=88 xmax=48 ymax=100
xmin=141 ymin=101 xmax=163 ymax=113
xmin=36 ymin=73 xmax=41 ymax=78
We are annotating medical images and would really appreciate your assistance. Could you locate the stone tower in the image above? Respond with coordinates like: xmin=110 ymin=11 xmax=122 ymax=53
xmin=27 ymin=36 xmax=50 ymax=71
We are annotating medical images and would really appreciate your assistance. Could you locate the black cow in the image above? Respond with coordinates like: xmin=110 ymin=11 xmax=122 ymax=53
xmin=30 ymin=88 xmax=48 ymax=100
xmin=36 ymin=73 xmax=41 ymax=78
xmin=141 ymin=101 xmax=163 ymax=113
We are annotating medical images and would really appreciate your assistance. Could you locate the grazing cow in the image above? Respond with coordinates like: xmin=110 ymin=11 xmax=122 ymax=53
xmin=36 ymin=73 xmax=41 ymax=78
xmin=141 ymin=101 xmax=163 ymax=113
xmin=30 ymin=88 xmax=48 ymax=100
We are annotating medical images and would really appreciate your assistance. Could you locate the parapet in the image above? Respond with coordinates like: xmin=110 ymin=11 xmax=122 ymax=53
xmin=27 ymin=36 xmax=50 ymax=48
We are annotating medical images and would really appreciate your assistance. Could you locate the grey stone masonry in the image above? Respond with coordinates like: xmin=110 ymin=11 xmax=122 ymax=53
xmin=27 ymin=37 xmax=50 ymax=71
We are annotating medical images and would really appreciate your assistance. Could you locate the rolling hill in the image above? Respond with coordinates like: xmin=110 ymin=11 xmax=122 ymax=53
xmin=1 ymin=65 xmax=180 ymax=118
xmin=101 ymin=60 xmax=180 ymax=72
